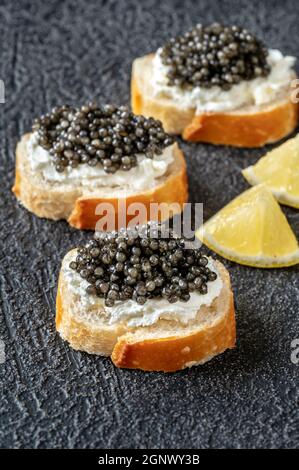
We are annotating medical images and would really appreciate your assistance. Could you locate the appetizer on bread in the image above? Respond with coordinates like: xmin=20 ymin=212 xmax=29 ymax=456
xmin=56 ymin=224 xmax=236 ymax=372
xmin=13 ymin=104 xmax=188 ymax=229
xmin=131 ymin=23 xmax=298 ymax=147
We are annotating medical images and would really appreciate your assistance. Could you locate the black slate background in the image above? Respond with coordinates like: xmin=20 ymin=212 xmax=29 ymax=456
xmin=0 ymin=0 xmax=299 ymax=449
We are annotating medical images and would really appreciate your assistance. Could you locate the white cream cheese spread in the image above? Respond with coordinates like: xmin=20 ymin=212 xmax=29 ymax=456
xmin=152 ymin=48 xmax=296 ymax=113
xmin=27 ymin=132 xmax=174 ymax=192
xmin=63 ymin=254 xmax=223 ymax=328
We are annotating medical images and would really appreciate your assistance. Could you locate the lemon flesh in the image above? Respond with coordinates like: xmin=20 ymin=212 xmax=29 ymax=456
xmin=242 ymin=134 xmax=299 ymax=209
xmin=197 ymin=185 xmax=299 ymax=268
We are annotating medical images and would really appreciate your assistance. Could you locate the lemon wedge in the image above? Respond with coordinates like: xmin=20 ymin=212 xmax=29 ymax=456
xmin=242 ymin=134 xmax=299 ymax=209
xmin=196 ymin=185 xmax=299 ymax=268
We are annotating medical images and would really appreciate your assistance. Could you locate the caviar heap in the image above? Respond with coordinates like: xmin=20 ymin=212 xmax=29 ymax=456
xmin=32 ymin=104 xmax=174 ymax=173
xmin=69 ymin=224 xmax=218 ymax=307
xmin=159 ymin=23 xmax=270 ymax=90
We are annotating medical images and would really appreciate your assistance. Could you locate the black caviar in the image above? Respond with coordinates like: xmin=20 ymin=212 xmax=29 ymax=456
xmin=32 ymin=103 xmax=174 ymax=173
xmin=159 ymin=23 xmax=270 ymax=90
xmin=69 ymin=224 xmax=218 ymax=307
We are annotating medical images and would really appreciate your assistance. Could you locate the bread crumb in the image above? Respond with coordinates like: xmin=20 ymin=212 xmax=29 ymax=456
xmin=185 ymin=360 xmax=197 ymax=368
xmin=181 ymin=346 xmax=191 ymax=354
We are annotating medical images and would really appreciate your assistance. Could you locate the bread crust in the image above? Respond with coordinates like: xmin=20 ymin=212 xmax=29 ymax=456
xmin=111 ymin=295 xmax=235 ymax=372
xmin=56 ymin=254 xmax=236 ymax=372
xmin=131 ymin=54 xmax=299 ymax=147
xmin=13 ymin=134 xmax=188 ymax=230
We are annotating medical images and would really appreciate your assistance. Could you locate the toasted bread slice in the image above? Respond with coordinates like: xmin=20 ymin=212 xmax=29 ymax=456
xmin=131 ymin=54 xmax=298 ymax=147
xmin=12 ymin=134 xmax=188 ymax=230
xmin=56 ymin=250 xmax=236 ymax=372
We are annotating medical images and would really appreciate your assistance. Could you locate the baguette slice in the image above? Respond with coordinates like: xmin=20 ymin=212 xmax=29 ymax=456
xmin=56 ymin=250 xmax=236 ymax=372
xmin=12 ymin=134 xmax=188 ymax=230
xmin=131 ymin=54 xmax=299 ymax=147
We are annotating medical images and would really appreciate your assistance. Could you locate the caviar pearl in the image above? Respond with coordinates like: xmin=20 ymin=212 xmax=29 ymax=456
xmin=69 ymin=224 xmax=218 ymax=307
xmin=159 ymin=23 xmax=270 ymax=90
xmin=32 ymin=104 xmax=174 ymax=174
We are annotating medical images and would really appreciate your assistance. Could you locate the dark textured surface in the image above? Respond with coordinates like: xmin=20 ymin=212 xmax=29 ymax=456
xmin=0 ymin=0 xmax=299 ymax=449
